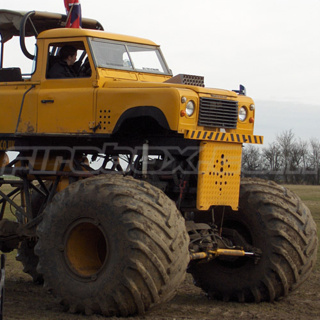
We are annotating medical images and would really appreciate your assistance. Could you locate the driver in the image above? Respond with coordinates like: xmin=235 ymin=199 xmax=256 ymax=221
xmin=48 ymin=45 xmax=78 ymax=78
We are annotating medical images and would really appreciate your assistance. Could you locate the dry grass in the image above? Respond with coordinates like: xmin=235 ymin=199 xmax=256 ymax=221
xmin=284 ymin=184 xmax=320 ymax=269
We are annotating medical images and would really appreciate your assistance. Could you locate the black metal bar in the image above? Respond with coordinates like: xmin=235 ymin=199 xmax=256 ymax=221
xmin=47 ymin=176 xmax=60 ymax=204
xmin=23 ymin=213 xmax=44 ymax=231
xmin=0 ymin=180 xmax=23 ymax=187
xmin=0 ymin=188 xmax=21 ymax=204
xmin=30 ymin=179 xmax=48 ymax=197
xmin=0 ymin=254 xmax=5 ymax=320
xmin=0 ymin=184 xmax=21 ymax=219
xmin=0 ymin=188 xmax=21 ymax=205
xmin=1 ymin=158 xmax=19 ymax=173
xmin=31 ymin=178 xmax=51 ymax=217
xmin=36 ymin=170 xmax=97 ymax=177
xmin=1 ymin=167 xmax=28 ymax=176
xmin=0 ymin=189 xmax=25 ymax=217
xmin=0 ymin=202 xmax=6 ymax=221
xmin=2 ymin=166 xmax=101 ymax=177
xmin=0 ymin=38 xmax=3 ymax=69
xmin=46 ymin=161 xmax=66 ymax=204
xmin=23 ymin=179 xmax=32 ymax=220
xmin=35 ymin=176 xmax=49 ymax=195
xmin=27 ymin=16 xmax=38 ymax=37
xmin=0 ymin=188 xmax=21 ymax=217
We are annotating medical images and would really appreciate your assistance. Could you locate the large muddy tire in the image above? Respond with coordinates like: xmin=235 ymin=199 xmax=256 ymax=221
xmin=35 ymin=174 xmax=189 ymax=316
xmin=16 ymin=183 xmax=51 ymax=284
xmin=189 ymin=178 xmax=318 ymax=302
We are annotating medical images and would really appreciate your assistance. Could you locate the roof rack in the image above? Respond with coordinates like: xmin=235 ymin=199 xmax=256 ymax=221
xmin=0 ymin=9 xmax=104 ymax=61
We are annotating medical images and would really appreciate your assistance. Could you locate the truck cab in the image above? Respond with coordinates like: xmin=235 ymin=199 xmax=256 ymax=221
xmin=0 ymin=9 xmax=261 ymax=139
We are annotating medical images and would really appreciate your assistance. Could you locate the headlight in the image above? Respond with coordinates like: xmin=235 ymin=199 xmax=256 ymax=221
xmin=186 ymin=100 xmax=195 ymax=116
xmin=239 ymin=106 xmax=247 ymax=122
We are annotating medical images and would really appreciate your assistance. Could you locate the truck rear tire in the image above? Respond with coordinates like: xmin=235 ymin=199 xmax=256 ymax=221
xmin=35 ymin=174 xmax=189 ymax=316
xmin=16 ymin=239 xmax=43 ymax=284
xmin=16 ymin=182 xmax=51 ymax=284
xmin=188 ymin=178 xmax=318 ymax=302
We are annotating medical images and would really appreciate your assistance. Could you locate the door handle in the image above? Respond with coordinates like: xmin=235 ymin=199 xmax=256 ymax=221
xmin=41 ymin=99 xmax=54 ymax=104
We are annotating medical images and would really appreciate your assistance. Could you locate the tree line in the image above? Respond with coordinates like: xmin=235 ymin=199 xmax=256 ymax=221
xmin=242 ymin=129 xmax=320 ymax=184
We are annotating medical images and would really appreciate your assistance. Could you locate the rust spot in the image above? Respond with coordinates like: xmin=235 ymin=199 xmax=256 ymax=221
xmin=26 ymin=122 xmax=35 ymax=133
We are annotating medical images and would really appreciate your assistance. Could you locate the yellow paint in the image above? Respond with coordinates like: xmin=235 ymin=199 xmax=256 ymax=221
xmin=197 ymin=141 xmax=242 ymax=210
xmin=65 ymin=222 xmax=107 ymax=277
xmin=37 ymin=28 xmax=159 ymax=47
xmin=213 ymin=249 xmax=246 ymax=257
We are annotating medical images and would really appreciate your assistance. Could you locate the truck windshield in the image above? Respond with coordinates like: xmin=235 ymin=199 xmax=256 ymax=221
xmin=89 ymin=38 xmax=170 ymax=75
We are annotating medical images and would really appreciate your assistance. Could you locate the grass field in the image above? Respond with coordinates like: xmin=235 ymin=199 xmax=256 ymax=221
xmin=284 ymin=184 xmax=320 ymax=269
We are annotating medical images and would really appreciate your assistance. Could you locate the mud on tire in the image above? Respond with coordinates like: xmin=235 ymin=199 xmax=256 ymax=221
xmin=35 ymin=174 xmax=189 ymax=316
xmin=189 ymin=178 xmax=318 ymax=302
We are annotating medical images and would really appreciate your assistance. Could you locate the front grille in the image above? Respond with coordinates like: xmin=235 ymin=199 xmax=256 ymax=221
xmin=198 ymin=98 xmax=238 ymax=129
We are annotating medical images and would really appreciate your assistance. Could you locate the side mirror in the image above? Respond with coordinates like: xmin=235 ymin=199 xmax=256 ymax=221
xmin=233 ymin=84 xmax=246 ymax=96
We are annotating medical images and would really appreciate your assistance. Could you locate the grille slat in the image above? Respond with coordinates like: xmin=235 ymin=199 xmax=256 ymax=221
xmin=198 ymin=98 xmax=238 ymax=129
xmin=200 ymin=110 xmax=236 ymax=116
xmin=201 ymin=100 xmax=235 ymax=106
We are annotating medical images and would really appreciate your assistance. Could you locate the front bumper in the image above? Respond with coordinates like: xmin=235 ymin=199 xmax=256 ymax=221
xmin=185 ymin=130 xmax=263 ymax=144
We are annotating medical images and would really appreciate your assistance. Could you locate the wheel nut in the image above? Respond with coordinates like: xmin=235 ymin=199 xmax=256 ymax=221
xmin=91 ymin=275 xmax=97 ymax=281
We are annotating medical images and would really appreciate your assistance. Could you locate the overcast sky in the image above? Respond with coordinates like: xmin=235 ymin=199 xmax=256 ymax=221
xmin=1 ymin=0 xmax=320 ymax=145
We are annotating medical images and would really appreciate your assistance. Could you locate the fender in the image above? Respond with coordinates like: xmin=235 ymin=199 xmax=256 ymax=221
xmin=113 ymin=106 xmax=171 ymax=134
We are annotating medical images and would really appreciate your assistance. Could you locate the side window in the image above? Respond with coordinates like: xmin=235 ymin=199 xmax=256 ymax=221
xmin=46 ymin=41 xmax=92 ymax=79
xmin=1 ymin=36 xmax=37 ymax=79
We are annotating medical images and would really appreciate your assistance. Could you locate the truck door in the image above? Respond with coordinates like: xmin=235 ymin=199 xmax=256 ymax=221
xmin=37 ymin=41 xmax=95 ymax=134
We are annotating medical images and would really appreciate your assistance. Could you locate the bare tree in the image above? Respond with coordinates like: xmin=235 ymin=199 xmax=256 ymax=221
xmin=262 ymin=142 xmax=282 ymax=180
xmin=263 ymin=143 xmax=282 ymax=172
xmin=309 ymin=138 xmax=320 ymax=184
xmin=290 ymin=139 xmax=309 ymax=183
xmin=242 ymin=145 xmax=261 ymax=173
xmin=276 ymin=129 xmax=295 ymax=183
xmin=241 ymin=130 xmax=318 ymax=184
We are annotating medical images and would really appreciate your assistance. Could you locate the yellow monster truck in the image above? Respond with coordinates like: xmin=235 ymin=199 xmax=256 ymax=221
xmin=0 ymin=9 xmax=317 ymax=317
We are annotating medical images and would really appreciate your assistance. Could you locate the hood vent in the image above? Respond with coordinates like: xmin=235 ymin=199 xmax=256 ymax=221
xmin=165 ymin=74 xmax=205 ymax=87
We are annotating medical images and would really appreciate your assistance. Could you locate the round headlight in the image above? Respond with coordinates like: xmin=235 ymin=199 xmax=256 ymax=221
xmin=239 ymin=106 xmax=247 ymax=122
xmin=186 ymin=101 xmax=195 ymax=116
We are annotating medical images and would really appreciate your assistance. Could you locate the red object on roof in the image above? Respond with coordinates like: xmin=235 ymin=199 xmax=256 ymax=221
xmin=64 ymin=0 xmax=82 ymax=28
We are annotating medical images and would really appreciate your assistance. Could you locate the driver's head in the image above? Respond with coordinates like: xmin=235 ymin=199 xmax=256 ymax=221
xmin=59 ymin=45 xmax=77 ymax=66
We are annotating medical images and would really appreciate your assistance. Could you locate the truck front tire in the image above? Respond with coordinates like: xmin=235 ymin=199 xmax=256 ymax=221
xmin=189 ymin=178 xmax=318 ymax=302
xmin=35 ymin=174 xmax=189 ymax=316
